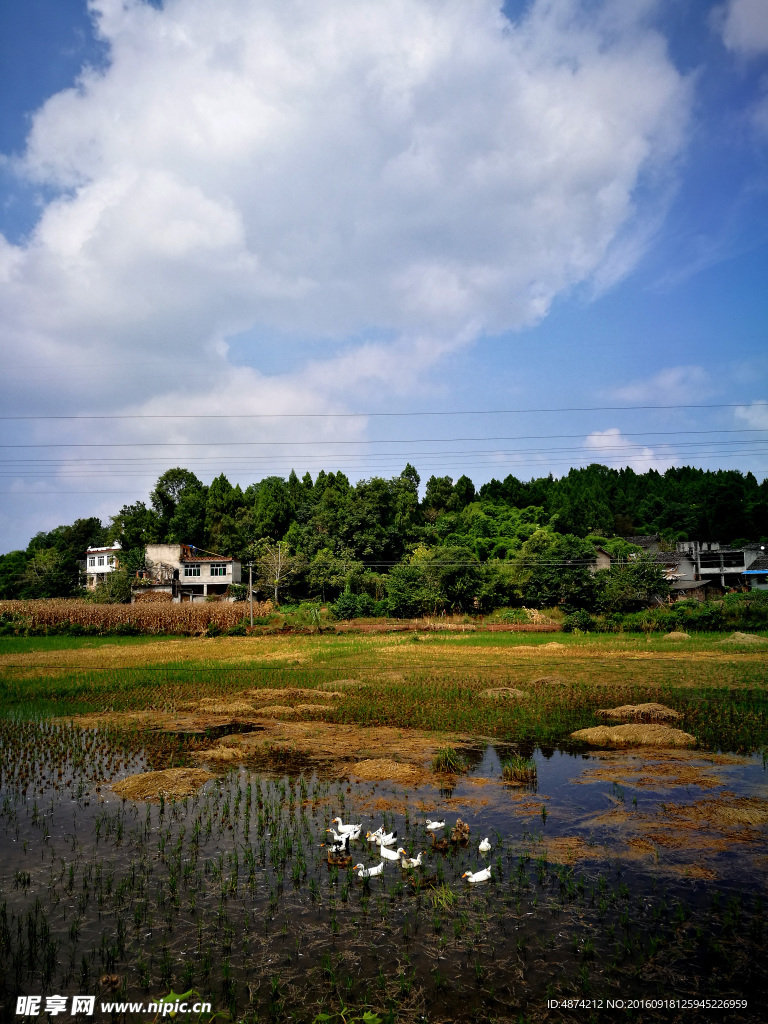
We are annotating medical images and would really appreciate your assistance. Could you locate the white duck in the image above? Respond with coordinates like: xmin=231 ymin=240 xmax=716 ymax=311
xmin=332 ymin=817 xmax=362 ymax=836
xmin=397 ymin=849 xmax=425 ymax=868
xmin=379 ymin=844 xmax=402 ymax=862
xmin=327 ymin=828 xmax=360 ymax=844
xmin=463 ymin=866 xmax=492 ymax=884
xmin=425 ymin=820 xmax=445 ymax=831
xmin=353 ymin=861 xmax=384 ymax=878
xmin=326 ymin=834 xmax=350 ymax=855
xmin=366 ymin=830 xmax=397 ymax=847
xmin=478 ymin=837 xmax=491 ymax=854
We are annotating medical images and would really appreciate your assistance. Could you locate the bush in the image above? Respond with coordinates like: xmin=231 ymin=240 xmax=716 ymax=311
xmin=331 ymin=590 xmax=359 ymax=620
xmin=562 ymin=609 xmax=597 ymax=633
xmin=356 ymin=593 xmax=375 ymax=617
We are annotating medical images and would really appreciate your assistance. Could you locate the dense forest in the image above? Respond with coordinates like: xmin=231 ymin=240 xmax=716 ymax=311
xmin=1 ymin=463 xmax=766 ymax=614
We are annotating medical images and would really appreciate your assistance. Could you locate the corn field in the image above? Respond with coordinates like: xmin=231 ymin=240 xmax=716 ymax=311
xmin=0 ymin=599 xmax=273 ymax=635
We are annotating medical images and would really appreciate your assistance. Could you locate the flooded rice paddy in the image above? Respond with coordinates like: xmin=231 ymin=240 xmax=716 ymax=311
xmin=1 ymin=722 xmax=766 ymax=1023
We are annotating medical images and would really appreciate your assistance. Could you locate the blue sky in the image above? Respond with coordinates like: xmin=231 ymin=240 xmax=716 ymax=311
xmin=0 ymin=0 xmax=767 ymax=552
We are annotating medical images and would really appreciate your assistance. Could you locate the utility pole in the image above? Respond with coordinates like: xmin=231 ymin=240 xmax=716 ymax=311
xmin=247 ymin=561 xmax=254 ymax=627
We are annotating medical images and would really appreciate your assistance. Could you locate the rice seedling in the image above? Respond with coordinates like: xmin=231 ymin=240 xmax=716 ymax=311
xmin=501 ymin=754 xmax=537 ymax=784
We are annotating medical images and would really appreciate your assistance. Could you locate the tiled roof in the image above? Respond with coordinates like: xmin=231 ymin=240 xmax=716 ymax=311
xmin=745 ymin=554 xmax=768 ymax=572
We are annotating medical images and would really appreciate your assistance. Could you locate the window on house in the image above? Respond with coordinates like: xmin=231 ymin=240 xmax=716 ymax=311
xmin=209 ymin=563 xmax=227 ymax=576
xmin=98 ymin=556 xmax=105 ymax=566
xmin=88 ymin=557 xmax=95 ymax=567
xmin=184 ymin=565 xmax=201 ymax=577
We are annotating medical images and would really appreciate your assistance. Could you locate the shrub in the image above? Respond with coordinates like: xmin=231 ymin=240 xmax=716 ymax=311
xmin=356 ymin=593 xmax=375 ymax=617
xmin=562 ymin=610 xmax=597 ymax=633
xmin=331 ymin=591 xmax=359 ymax=620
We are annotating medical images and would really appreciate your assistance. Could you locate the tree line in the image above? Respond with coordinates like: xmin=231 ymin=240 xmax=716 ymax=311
xmin=1 ymin=463 xmax=766 ymax=614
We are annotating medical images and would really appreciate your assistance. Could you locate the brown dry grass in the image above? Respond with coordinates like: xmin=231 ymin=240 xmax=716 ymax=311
xmin=350 ymin=759 xmax=423 ymax=783
xmin=479 ymin=687 xmax=528 ymax=700
xmin=571 ymin=724 xmax=696 ymax=747
xmin=113 ymin=768 xmax=214 ymax=801
xmin=0 ymin=598 xmax=271 ymax=633
xmin=663 ymin=631 xmax=690 ymax=640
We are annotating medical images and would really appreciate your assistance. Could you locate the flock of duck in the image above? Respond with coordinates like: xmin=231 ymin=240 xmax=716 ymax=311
xmin=324 ymin=816 xmax=493 ymax=884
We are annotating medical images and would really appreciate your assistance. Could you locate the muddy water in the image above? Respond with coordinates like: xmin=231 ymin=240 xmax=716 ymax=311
xmin=1 ymin=740 xmax=766 ymax=1023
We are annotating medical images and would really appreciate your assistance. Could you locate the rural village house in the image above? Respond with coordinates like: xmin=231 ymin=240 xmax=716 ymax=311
xmin=131 ymin=543 xmax=241 ymax=603
xmin=84 ymin=542 xmax=122 ymax=589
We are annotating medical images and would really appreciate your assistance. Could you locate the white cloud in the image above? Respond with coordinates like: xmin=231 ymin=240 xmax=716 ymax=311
xmin=735 ymin=399 xmax=768 ymax=427
xmin=609 ymin=365 xmax=710 ymax=404
xmin=585 ymin=427 xmax=676 ymax=472
xmin=719 ymin=0 xmax=768 ymax=56
xmin=0 ymin=0 xmax=691 ymax=415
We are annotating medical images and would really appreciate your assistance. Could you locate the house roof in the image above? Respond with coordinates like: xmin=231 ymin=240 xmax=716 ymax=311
xmin=622 ymin=534 xmax=660 ymax=547
xmin=182 ymin=555 xmax=236 ymax=563
xmin=744 ymin=554 xmax=768 ymax=573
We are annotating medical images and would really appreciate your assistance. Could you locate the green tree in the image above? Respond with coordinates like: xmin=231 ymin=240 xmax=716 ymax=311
xmin=150 ymin=468 xmax=206 ymax=539
xmin=595 ymin=556 xmax=671 ymax=612
xmin=20 ymin=548 xmax=75 ymax=598
xmin=0 ymin=550 xmax=27 ymax=599
xmin=110 ymin=501 xmax=160 ymax=548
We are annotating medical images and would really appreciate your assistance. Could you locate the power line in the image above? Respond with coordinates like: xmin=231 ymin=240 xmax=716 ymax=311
xmin=1 ymin=427 xmax=766 ymax=451
xmin=0 ymin=402 xmax=763 ymax=420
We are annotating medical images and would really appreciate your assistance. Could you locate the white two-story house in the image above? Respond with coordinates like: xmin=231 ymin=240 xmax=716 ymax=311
xmin=85 ymin=543 xmax=122 ymax=589
xmin=131 ymin=543 xmax=241 ymax=602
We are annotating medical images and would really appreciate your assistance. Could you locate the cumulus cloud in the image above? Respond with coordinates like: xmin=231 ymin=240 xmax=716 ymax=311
xmin=718 ymin=0 xmax=768 ymax=56
xmin=585 ymin=427 xmax=676 ymax=472
xmin=609 ymin=365 xmax=710 ymax=404
xmin=0 ymin=0 xmax=691 ymax=422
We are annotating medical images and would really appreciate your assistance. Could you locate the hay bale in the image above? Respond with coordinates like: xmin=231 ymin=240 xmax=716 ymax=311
xmin=254 ymin=705 xmax=296 ymax=716
xmin=195 ymin=745 xmax=240 ymax=762
xmin=295 ymin=703 xmax=335 ymax=713
xmin=479 ymin=687 xmax=528 ymax=701
xmin=350 ymin=758 xmax=422 ymax=783
xmin=529 ymin=674 xmax=569 ymax=686
xmin=663 ymin=631 xmax=690 ymax=640
xmin=113 ymin=768 xmax=214 ymax=802
xmin=719 ymin=632 xmax=768 ymax=645
xmin=319 ymin=678 xmax=364 ymax=690
xmin=571 ymin=724 xmax=695 ymax=748
xmin=595 ymin=703 xmax=681 ymax=723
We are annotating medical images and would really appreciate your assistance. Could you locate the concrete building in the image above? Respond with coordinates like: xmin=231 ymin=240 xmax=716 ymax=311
xmin=743 ymin=552 xmax=768 ymax=591
xmin=85 ymin=542 xmax=121 ymax=589
xmin=675 ymin=540 xmax=763 ymax=591
xmin=131 ymin=543 xmax=241 ymax=603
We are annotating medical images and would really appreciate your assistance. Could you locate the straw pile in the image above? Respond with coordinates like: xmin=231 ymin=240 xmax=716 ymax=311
xmin=663 ymin=631 xmax=690 ymax=640
xmin=350 ymin=758 xmax=422 ymax=783
xmin=571 ymin=724 xmax=696 ymax=748
xmin=595 ymin=703 xmax=681 ymax=722
xmin=113 ymin=768 xmax=214 ymax=801
xmin=718 ymin=632 xmax=768 ymax=645
xmin=479 ymin=687 xmax=528 ymax=700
